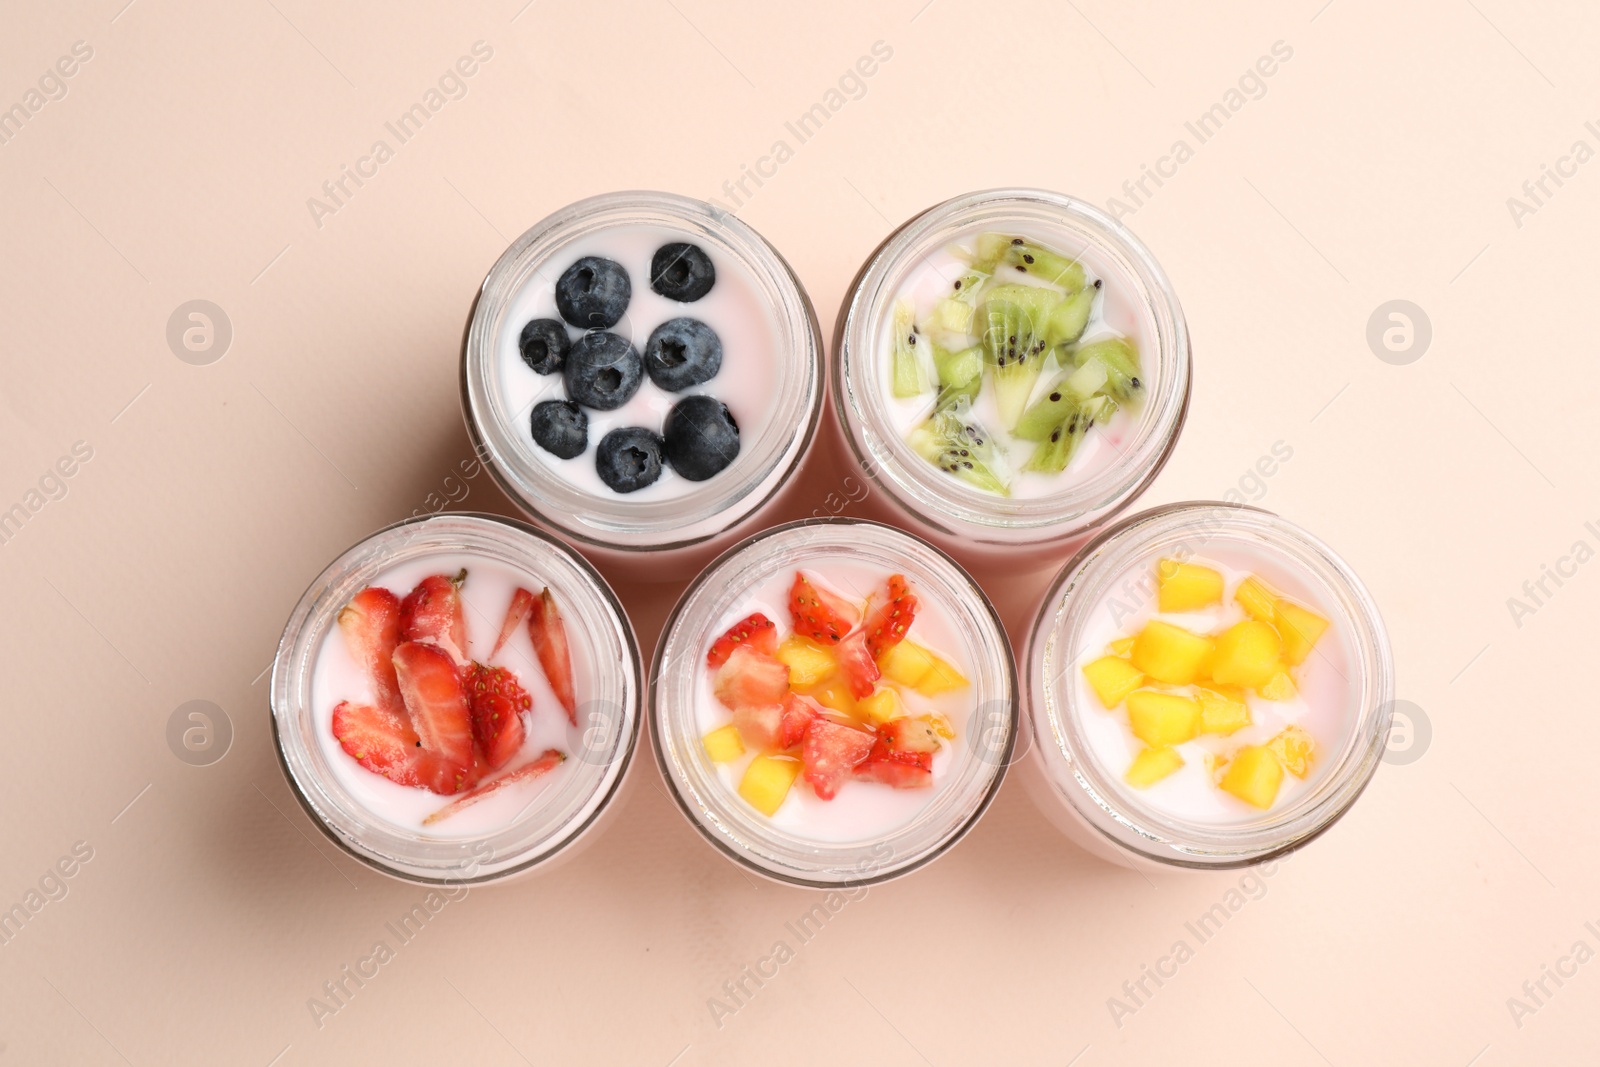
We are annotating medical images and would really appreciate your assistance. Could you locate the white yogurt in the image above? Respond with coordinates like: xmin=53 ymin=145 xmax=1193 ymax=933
xmin=494 ymin=224 xmax=782 ymax=500
xmin=692 ymin=559 xmax=972 ymax=842
xmin=1072 ymin=550 xmax=1354 ymax=826
xmin=879 ymin=234 xmax=1144 ymax=500
xmin=310 ymin=554 xmax=586 ymax=838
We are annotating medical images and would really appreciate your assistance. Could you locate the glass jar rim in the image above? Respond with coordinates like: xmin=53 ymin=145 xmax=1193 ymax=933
xmin=651 ymin=517 xmax=1018 ymax=887
xmin=270 ymin=512 xmax=643 ymax=884
xmin=460 ymin=189 xmax=823 ymax=552
xmin=833 ymin=187 xmax=1191 ymax=544
xmin=1025 ymin=501 xmax=1395 ymax=868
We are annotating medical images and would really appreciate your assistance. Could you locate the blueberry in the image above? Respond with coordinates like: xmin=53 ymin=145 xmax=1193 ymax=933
xmin=529 ymin=399 xmax=588 ymax=459
xmin=518 ymin=318 xmax=569 ymax=375
xmin=563 ymin=331 xmax=643 ymax=410
xmin=555 ymin=256 xmax=631 ymax=329
xmin=595 ymin=427 xmax=665 ymax=493
xmin=663 ymin=395 xmax=740 ymax=482
xmin=650 ymin=243 xmax=716 ymax=302
xmin=643 ymin=317 xmax=723 ymax=392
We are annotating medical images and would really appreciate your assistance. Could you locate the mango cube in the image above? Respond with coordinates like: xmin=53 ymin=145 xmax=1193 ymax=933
xmin=913 ymin=651 xmax=969 ymax=696
xmin=702 ymin=724 xmax=746 ymax=763
xmin=1124 ymin=746 xmax=1184 ymax=788
xmin=739 ymin=755 xmax=802 ymax=815
xmin=856 ymin=687 xmax=905 ymax=725
xmin=1273 ymin=600 xmax=1329 ymax=667
xmin=1219 ymin=745 xmax=1284 ymax=809
xmin=1266 ymin=725 xmax=1316 ymax=778
xmin=1196 ymin=687 xmax=1251 ymax=735
xmin=806 ymin=677 xmax=858 ymax=716
xmin=1082 ymin=655 xmax=1145 ymax=709
xmin=1257 ymin=670 xmax=1297 ymax=702
xmin=1209 ymin=620 xmax=1283 ymax=688
xmin=1157 ymin=558 xmax=1224 ymax=612
xmin=1125 ymin=690 xmax=1201 ymax=747
xmin=775 ymin=636 xmax=836 ymax=688
xmin=1234 ymin=576 xmax=1279 ymax=622
xmin=1131 ymin=620 xmax=1214 ymax=686
xmin=1109 ymin=636 xmax=1135 ymax=656
xmin=879 ymin=639 xmax=936 ymax=687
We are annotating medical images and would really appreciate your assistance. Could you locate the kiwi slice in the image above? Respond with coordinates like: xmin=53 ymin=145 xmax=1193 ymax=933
xmin=980 ymin=283 xmax=1062 ymax=430
xmin=907 ymin=406 xmax=1010 ymax=496
xmin=929 ymin=343 xmax=981 ymax=412
xmin=890 ymin=300 xmax=930 ymax=398
xmin=1022 ymin=395 xmax=1118 ymax=474
xmin=1045 ymin=285 xmax=1096 ymax=347
xmin=1013 ymin=360 xmax=1107 ymax=442
xmin=971 ymin=233 xmax=1014 ymax=273
xmin=928 ymin=268 xmax=992 ymax=336
xmin=1072 ymin=337 xmax=1142 ymax=402
xmin=1001 ymin=241 xmax=1086 ymax=291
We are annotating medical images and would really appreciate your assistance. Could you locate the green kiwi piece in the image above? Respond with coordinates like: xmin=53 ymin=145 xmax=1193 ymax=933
xmin=1045 ymin=285 xmax=1096 ymax=347
xmin=890 ymin=300 xmax=930 ymax=398
xmin=1001 ymin=241 xmax=1086 ymax=291
xmin=1071 ymin=337 xmax=1142 ymax=402
xmin=1022 ymin=407 xmax=1089 ymax=474
xmin=1014 ymin=361 xmax=1106 ymax=442
xmin=971 ymin=233 xmax=1013 ymax=273
xmin=979 ymin=283 xmax=1063 ymax=430
xmin=933 ymin=344 xmax=982 ymax=389
xmin=907 ymin=406 xmax=1010 ymax=496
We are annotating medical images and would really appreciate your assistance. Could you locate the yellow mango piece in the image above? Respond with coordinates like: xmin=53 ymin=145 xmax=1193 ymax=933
xmin=1157 ymin=558 xmax=1225 ymax=612
xmin=1266 ymin=725 xmax=1316 ymax=778
xmin=701 ymin=724 xmax=746 ymax=763
xmin=1196 ymin=687 xmax=1251 ymax=735
xmin=806 ymin=678 xmax=858 ymax=716
xmin=775 ymin=636 xmax=836 ymax=688
xmin=1109 ymin=636 xmax=1135 ymax=656
xmin=1209 ymin=620 xmax=1283 ymax=689
xmin=739 ymin=755 xmax=802 ymax=816
xmin=1234 ymin=576 xmax=1279 ymax=622
xmin=1258 ymin=670 xmax=1297 ymax=702
xmin=1082 ymin=655 xmax=1145 ymax=709
xmin=856 ymin=687 xmax=905 ymax=725
xmin=920 ymin=712 xmax=956 ymax=739
xmin=1125 ymin=746 xmax=1184 ymax=788
xmin=1219 ymin=745 xmax=1284 ymax=809
xmin=1273 ymin=600 xmax=1329 ymax=667
xmin=914 ymin=651 xmax=969 ymax=696
xmin=1125 ymin=690 xmax=1201 ymax=747
xmin=878 ymin=639 xmax=936 ymax=688
xmin=1130 ymin=620 xmax=1215 ymax=686
xmin=1207 ymin=752 xmax=1230 ymax=786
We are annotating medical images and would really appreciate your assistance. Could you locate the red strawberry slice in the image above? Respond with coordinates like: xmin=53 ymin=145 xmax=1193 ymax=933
xmin=879 ymin=716 xmax=942 ymax=754
xmin=854 ymin=738 xmax=933 ymax=789
xmin=393 ymin=641 xmax=475 ymax=768
xmin=788 ymin=572 xmax=860 ymax=645
xmin=337 ymin=586 xmax=403 ymax=714
xmin=863 ymin=574 xmax=919 ymax=660
xmin=712 ymin=645 xmax=790 ymax=711
xmin=834 ymin=630 xmax=881 ymax=699
xmin=490 ymin=587 xmax=536 ymax=661
xmin=423 ymin=748 xmax=567 ymax=826
xmin=465 ymin=663 xmax=531 ymax=770
xmin=330 ymin=701 xmax=476 ymax=795
xmin=801 ymin=718 xmax=875 ymax=800
xmin=778 ymin=693 xmax=821 ymax=750
xmin=732 ymin=703 xmax=784 ymax=751
xmin=707 ymin=612 xmax=778 ymax=668
xmin=400 ymin=570 xmax=469 ymax=662
xmin=528 ymin=588 xmax=577 ymax=726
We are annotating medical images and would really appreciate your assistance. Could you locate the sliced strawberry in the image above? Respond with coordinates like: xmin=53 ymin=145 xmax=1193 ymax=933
xmin=778 ymin=693 xmax=821 ymax=750
xmin=853 ymin=739 xmax=934 ymax=789
xmin=528 ymin=588 xmax=577 ymax=726
xmin=732 ymin=703 xmax=784 ymax=751
xmin=863 ymin=574 xmax=919 ymax=660
xmin=465 ymin=663 xmax=531 ymax=770
xmin=330 ymin=701 xmax=476 ymax=795
xmin=712 ymin=645 xmax=790 ymax=710
xmin=802 ymin=718 xmax=875 ymax=800
xmin=400 ymin=570 xmax=469 ymax=661
xmin=490 ymin=587 xmax=536 ymax=661
xmin=337 ymin=587 xmax=403 ymax=714
xmin=834 ymin=630 xmax=881 ymax=699
xmin=393 ymin=641 xmax=475 ymax=767
xmin=423 ymin=748 xmax=567 ymax=826
xmin=707 ymin=612 xmax=779 ymax=668
xmin=788 ymin=572 xmax=860 ymax=645
xmin=879 ymin=716 xmax=943 ymax=755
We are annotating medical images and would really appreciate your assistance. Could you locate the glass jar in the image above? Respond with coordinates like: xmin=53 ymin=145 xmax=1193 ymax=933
xmin=652 ymin=518 xmax=1016 ymax=887
xmin=1022 ymin=502 xmax=1394 ymax=870
xmin=833 ymin=188 xmax=1190 ymax=569
xmin=271 ymin=513 xmax=642 ymax=884
xmin=460 ymin=190 xmax=823 ymax=576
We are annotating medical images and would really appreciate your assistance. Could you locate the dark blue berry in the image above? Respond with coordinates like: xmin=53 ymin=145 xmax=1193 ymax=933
xmin=555 ymin=256 xmax=631 ymax=329
xmin=563 ymin=331 xmax=643 ymax=411
xmin=643 ymin=317 xmax=723 ymax=392
xmin=595 ymin=427 xmax=664 ymax=493
xmin=529 ymin=399 xmax=588 ymax=459
xmin=650 ymin=243 xmax=716 ymax=302
xmin=518 ymin=318 xmax=569 ymax=375
xmin=663 ymin=395 xmax=740 ymax=482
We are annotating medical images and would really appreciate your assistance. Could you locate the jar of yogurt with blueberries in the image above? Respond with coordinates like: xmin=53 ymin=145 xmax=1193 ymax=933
xmin=461 ymin=191 xmax=824 ymax=576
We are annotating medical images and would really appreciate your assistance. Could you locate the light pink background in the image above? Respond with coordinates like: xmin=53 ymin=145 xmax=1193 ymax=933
xmin=1 ymin=1 xmax=1594 ymax=1063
